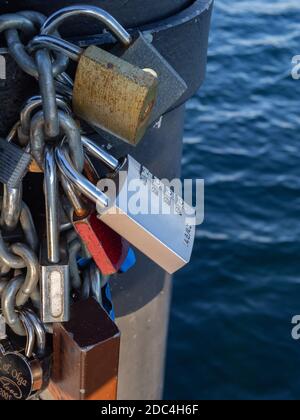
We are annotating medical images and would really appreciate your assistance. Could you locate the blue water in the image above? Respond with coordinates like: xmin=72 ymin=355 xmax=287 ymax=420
xmin=165 ymin=0 xmax=300 ymax=400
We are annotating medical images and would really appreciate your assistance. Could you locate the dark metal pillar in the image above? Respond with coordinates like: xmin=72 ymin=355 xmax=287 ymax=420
xmin=0 ymin=0 xmax=213 ymax=400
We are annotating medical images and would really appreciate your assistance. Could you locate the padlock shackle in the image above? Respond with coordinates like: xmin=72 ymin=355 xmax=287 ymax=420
xmin=23 ymin=308 xmax=46 ymax=358
xmin=55 ymin=146 xmax=109 ymax=209
xmin=41 ymin=5 xmax=132 ymax=46
xmin=81 ymin=136 xmax=119 ymax=172
xmin=28 ymin=35 xmax=83 ymax=62
xmin=44 ymin=146 xmax=60 ymax=264
xmin=19 ymin=311 xmax=35 ymax=359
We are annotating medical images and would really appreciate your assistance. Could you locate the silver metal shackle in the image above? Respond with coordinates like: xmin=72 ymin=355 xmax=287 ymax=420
xmin=30 ymin=110 xmax=84 ymax=172
xmin=89 ymin=262 xmax=102 ymax=306
xmin=60 ymin=172 xmax=88 ymax=219
xmin=19 ymin=311 xmax=35 ymax=358
xmin=28 ymin=35 xmax=83 ymax=62
xmin=6 ymin=121 xmax=20 ymax=143
xmin=55 ymin=146 xmax=109 ymax=209
xmin=81 ymin=136 xmax=119 ymax=172
xmin=23 ymin=308 xmax=46 ymax=357
xmin=44 ymin=146 xmax=60 ymax=264
xmin=41 ymin=5 xmax=132 ymax=46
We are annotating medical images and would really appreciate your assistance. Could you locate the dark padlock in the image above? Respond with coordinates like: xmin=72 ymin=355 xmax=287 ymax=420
xmin=0 ymin=138 xmax=31 ymax=188
xmin=0 ymin=309 xmax=50 ymax=400
xmin=48 ymin=297 xmax=120 ymax=400
xmin=112 ymin=30 xmax=187 ymax=125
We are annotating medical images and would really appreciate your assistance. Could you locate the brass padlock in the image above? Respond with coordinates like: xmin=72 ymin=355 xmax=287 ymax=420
xmin=73 ymin=46 xmax=157 ymax=145
xmin=29 ymin=9 xmax=158 ymax=145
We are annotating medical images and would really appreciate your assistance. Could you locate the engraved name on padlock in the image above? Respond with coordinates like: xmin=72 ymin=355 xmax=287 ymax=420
xmin=0 ymin=310 xmax=47 ymax=400
xmin=56 ymin=138 xmax=196 ymax=274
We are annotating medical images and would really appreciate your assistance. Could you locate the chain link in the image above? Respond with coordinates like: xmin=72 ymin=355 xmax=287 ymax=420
xmin=0 ymin=6 xmax=117 ymax=346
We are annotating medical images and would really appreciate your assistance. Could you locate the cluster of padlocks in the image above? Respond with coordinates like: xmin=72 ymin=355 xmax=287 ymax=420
xmin=0 ymin=5 xmax=196 ymax=400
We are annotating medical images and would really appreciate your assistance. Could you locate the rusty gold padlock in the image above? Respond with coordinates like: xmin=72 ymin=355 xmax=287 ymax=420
xmin=29 ymin=37 xmax=157 ymax=146
xmin=28 ymin=8 xmax=159 ymax=145
xmin=73 ymin=46 xmax=157 ymax=145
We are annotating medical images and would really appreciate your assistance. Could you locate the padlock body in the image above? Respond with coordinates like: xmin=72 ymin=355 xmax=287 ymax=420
xmin=113 ymin=32 xmax=188 ymax=125
xmin=49 ymin=298 xmax=120 ymax=401
xmin=97 ymin=156 xmax=196 ymax=274
xmin=0 ymin=338 xmax=49 ymax=400
xmin=73 ymin=212 xmax=130 ymax=276
xmin=73 ymin=46 xmax=158 ymax=145
xmin=40 ymin=241 xmax=70 ymax=324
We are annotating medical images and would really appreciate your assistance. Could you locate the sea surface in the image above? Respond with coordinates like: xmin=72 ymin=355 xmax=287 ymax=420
xmin=165 ymin=0 xmax=300 ymax=400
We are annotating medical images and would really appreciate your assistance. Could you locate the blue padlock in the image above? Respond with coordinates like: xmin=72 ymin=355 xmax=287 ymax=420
xmin=119 ymin=248 xmax=136 ymax=274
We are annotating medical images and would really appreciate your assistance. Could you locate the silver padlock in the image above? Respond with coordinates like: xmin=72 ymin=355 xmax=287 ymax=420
xmin=56 ymin=138 xmax=196 ymax=274
xmin=40 ymin=146 xmax=70 ymax=324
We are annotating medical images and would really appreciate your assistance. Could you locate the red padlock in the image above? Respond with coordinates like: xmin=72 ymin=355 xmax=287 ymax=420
xmin=73 ymin=211 xmax=129 ymax=276
xmin=60 ymin=158 xmax=130 ymax=275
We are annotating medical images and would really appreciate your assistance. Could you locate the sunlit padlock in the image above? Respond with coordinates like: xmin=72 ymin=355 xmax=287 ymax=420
xmin=29 ymin=7 xmax=187 ymax=145
xmin=55 ymin=137 xmax=196 ymax=274
xmin=43 ymin=5 xmax=186 ymax=126
xmin=27 ymin=6 xmax=159 ymax=146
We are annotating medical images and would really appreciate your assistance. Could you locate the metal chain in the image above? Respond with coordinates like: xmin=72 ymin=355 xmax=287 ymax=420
xmin=0 ymin=6 xmax=119 ymax=344
xmin=4 ymin=11 xmax=69 ymax=79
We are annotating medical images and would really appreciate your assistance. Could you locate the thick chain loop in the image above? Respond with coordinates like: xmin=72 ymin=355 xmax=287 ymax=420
xmin=18 ymin=94 xmax=72 ymax=146
xmin=30 ymin=110 xmax=84 ymax=172
xmin=0 ymin=14 xmax=36 ymax=37
xmin=4 ymin=11 xmax=69 ymax=79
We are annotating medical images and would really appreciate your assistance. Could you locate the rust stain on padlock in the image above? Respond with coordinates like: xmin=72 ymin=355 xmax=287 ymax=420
xmin=49 ymin=298 xmax=120 ymax=401
xmin=73 ymin=46 xmax=158 ymax=146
